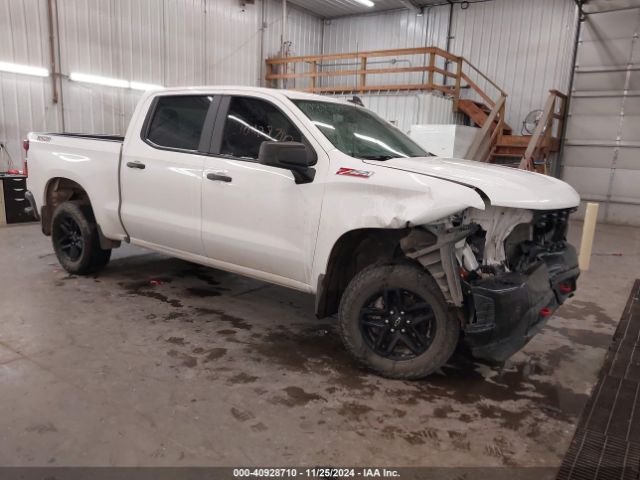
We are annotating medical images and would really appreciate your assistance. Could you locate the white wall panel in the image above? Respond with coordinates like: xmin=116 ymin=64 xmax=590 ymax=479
xmin=417 ymin=93 xmax=461 ymax=125
xmin=53 ymin=0 xmax=165 ymax=133
xmin=321 ymin=8 xmax=449 ymax=90
xmin=0 ymin=0 xmax=322 ymax=164
xmin=320 ymin=1 xmax=578 ymax=131
xmin=323 ymin=7 xmax=449 ymax=52
xmin=0 ymin=0 xmax=59 ymax=171
xmin=264 ymin=1 xmax=324 ymax=58
xmin=451 ymin=0 xmax=577 ymax=131
xmin=0 ymin=0 xmax=580 ymax=174
xmin=263 ymin=0 xmax=324 ymax=89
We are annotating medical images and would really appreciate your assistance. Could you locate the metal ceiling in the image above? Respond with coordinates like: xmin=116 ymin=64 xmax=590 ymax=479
xmin=287 ymin=0 xmax=453 ymax=19
xmin=581 ymin=0 xmax=640 ymax=13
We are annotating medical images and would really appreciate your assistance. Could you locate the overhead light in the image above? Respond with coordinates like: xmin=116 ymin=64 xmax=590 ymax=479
xmin=0 ymin=61 xmax=49 ymax=77
xmin=130 ymin=81 xmax=164 ymax=91
xmin=353 ymin=0 xmax=374 ymax=6
xmin=70 ymin=72 xmax=164 ymax=91
xmin=70 ymin=72 xmax=129 ymax=88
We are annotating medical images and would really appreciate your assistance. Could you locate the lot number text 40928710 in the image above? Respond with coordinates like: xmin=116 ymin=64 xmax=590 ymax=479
xmin=233 ymin=468 xmax=401 ymax=478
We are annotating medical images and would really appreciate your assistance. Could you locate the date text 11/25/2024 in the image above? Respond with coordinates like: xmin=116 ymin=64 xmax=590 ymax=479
xmin=233 ymin=468 xmax=400 ymax=478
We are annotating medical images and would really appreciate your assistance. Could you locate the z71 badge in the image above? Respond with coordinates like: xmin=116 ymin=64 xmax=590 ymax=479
xmin=335 ymin=167 xmax=374 ymax=178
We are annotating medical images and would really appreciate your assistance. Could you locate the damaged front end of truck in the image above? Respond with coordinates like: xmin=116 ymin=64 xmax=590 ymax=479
xmin=401 ymin=206 xmax=580 ymax=362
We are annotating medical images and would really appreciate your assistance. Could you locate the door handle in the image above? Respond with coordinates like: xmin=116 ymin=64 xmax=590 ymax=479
xmin=126 ymin=162 xmax=146 ymax=169
xmin=207 ymin=173 xmax=232 ymax=183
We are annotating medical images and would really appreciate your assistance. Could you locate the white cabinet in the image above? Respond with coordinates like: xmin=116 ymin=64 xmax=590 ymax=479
xmin=409 ymin=125 xmax=479 ymax=159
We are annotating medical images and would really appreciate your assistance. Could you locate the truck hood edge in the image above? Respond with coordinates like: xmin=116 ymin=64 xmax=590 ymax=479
xmin=364 ymin=157 xmax=580 ymax=210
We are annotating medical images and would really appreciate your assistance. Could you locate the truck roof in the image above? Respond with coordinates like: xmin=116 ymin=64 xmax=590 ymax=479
xmin=148 ymin=85 xmax=350 ymax=104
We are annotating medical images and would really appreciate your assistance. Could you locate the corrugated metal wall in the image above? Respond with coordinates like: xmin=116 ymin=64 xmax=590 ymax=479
xmin=0 ymin=0 xmax=322 ymax=167
xmin=323 ymin=7 xmax=449 ymax=53
xmin=561 ymin=6 xmax=640 ymax=226
xmin=450 ymin=0 xmax=577 ymax=134
xmin=321 ymin=8 xmax=449 ymax=91
xmin=0 ymin=0 xmax=60 ymax=171
xmin=0 ymin=0 xmax=580 ymax=171
xmin=320 ymin=1 xmax=578 ymax=131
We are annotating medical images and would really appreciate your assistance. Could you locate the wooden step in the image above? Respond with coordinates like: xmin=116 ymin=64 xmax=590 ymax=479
xmin=457 ymin=99 xmax=513 ymax=135
xmin=497 ymin=135 xmax=531 ymax=147
xmin=492 ymin=152 xmax=524 ymax=158
xmin=496 ymin=135 xmax=561 ymax=153
xmin=494 ymin=146 xmax=526 ymax=156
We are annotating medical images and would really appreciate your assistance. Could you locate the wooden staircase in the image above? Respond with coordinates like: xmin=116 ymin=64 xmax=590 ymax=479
xmin=492 ymin=135 xmax=531 ymax=162
xmin=457 ymin=99 xmax=513 ymax=135
xmin=457 ymin=93 xmax=566 ymax=172
xmin=265 ymin=47 xmax=568 ymax=173
xmin=457 ymin=98 xmax=532 ymax=166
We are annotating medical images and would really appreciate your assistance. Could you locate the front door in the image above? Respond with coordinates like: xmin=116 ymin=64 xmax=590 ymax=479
xmin=201 ymin=95 xmax=325 ymax=286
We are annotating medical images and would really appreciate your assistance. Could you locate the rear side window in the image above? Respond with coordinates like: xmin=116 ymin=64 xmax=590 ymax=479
xmin=146 ymin=96 xmax=212 ymax=151
xmin=220 ymin=97 xmax=302 ymax=159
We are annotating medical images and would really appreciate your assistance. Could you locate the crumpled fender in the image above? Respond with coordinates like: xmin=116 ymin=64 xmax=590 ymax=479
xmin=310 ymin=158 xmax=486 ymax=287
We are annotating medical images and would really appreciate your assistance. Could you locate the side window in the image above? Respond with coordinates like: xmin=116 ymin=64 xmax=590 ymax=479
xmin=146 ymin=95 xmax=212 ymax=151
xmin=220 ymin=97 xmax=302 ymax=159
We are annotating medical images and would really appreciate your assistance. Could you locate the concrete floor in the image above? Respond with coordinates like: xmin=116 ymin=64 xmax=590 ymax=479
xmin=0 ymin=220 xmax=638 ymax=468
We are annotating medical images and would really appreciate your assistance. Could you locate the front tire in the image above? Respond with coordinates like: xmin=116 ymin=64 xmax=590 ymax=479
xmin=338 ymin=263 xmax=459 ymax=379
xmin=51 ymin=202 xmax=111 ymax=275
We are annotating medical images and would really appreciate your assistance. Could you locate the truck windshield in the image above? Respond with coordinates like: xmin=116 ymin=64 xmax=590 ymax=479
xmin=293 ymin=100 xmax=429 ymax=160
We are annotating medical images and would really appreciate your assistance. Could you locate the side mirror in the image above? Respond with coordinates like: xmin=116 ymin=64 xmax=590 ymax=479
xmin=258 ymin=141 xmax=317 ymax=184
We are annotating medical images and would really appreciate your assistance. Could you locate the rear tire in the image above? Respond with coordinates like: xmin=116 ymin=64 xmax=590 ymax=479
xmin=51 ymin=202 xmax=111 ymax=275
xmin=338 ymin=263 xmax=459 ymax=380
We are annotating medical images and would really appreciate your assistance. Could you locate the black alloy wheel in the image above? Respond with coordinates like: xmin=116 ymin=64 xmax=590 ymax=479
xmin=338 ymin=263 xmax=459 ymax=379
xmin=359 ymin=287 xmax=436 ymax=360
xmin=50 ymin=201 xmax=112 ymax=275
xmin=54 ymin=214 xmax=85 ymax=262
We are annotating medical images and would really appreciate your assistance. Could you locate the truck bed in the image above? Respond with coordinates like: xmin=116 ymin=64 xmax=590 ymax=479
xmin=27 ymin=131 xmax=127 ymax=241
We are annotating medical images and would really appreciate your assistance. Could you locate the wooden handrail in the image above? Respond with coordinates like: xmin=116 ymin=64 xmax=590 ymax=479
xmin=266 ymin=46 xmax=460 ymax=65
xmin=295 ymin=84 xmax=455 ymax=95
xmin=519 ymin=90 xmax=567 ymax=171
xmin=265 ymin=46 xmax=505 ymax=110
xmin=266 ymin=65 xmax=458 ymax=80
xmin=549 ymin=89 xmax=567 ymax=99
xmin=462 ymin=58 xmax=508 ymax=98
xmin=460 ymin=72 xmax=495 ymax=107
xmin=466 ymin=95 xmax=507 ymax=162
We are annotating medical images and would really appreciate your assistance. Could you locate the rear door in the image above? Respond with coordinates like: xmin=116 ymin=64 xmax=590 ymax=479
xmin=200 ymin=94 xmax=326 ymax=286
xmin=120 ymin=94 xmax=219 ymax=255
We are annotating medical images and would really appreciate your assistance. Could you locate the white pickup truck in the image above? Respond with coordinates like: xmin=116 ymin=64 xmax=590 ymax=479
xmin=25 ymin=86 xmax=581 ymax=379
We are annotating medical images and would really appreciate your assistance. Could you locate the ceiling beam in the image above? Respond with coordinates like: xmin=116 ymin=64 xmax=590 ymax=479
xmin=399 ymin=0 xmax=422 ymax=12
